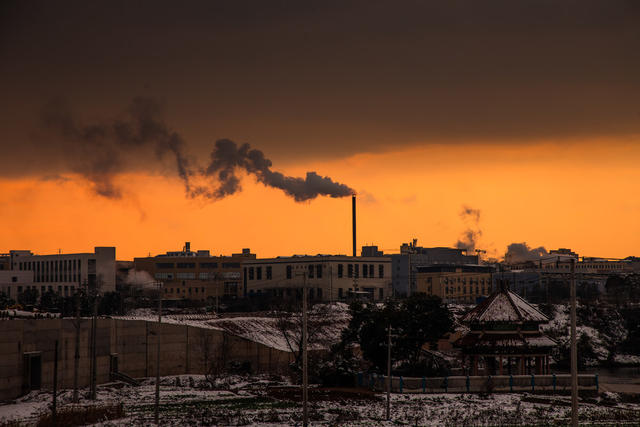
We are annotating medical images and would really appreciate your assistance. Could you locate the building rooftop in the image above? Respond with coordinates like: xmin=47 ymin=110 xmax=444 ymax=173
xmin=461 ymin=289 xmax=548 ymax=324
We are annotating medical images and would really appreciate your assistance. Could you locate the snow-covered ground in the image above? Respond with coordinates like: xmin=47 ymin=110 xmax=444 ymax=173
xmin=2 ymin=374 xmax=640 ymax=426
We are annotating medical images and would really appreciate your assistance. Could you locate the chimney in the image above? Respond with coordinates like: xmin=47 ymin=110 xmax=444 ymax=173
xmin=352 ymin=195 xmax=356 ymax=257
xmin=185 ymin=241 xmax=191 ymax=253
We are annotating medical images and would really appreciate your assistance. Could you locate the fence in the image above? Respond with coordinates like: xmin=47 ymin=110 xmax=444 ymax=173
xmin=356 ymin=373 xmax=598 ymax=394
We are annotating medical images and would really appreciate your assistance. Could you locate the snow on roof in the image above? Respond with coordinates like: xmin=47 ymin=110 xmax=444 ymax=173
xmin=462 ymin=290 xmax=548 ymax=324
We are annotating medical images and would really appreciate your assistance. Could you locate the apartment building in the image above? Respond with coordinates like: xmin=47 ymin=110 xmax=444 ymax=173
xmin=242 ymin=254 xmax=392 ymax=301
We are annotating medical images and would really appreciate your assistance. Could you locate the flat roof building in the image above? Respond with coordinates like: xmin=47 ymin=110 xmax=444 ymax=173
xmin=7 ymin=247 xmax=116 ymax=296
xmin=133 ymin=242 xmax=248 ymax=301
xmin=242 ymin=254 xmax=392 ymax=302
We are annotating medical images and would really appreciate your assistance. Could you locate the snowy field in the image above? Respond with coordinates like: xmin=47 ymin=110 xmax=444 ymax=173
xmin=2 ymin=374 xmax=640 ymax=426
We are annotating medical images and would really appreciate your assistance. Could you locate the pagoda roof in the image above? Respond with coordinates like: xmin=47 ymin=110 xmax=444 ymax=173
xmin=461 ymin=290 xmax=548 ymax=324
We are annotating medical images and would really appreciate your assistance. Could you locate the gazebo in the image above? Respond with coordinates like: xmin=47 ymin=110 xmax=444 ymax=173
xmin=455 ymin=288 xmax=556 ymax=376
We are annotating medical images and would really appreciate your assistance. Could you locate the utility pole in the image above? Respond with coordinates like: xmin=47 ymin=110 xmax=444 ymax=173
xmin=386 ymin=325 xmax=392 ymax=421
xmin=155 ymin=281 xmax=162 ymax=425
xmin=302 ymin=271 xmax=308 ymax=427
xmin=72 ymin=287 xmax=81 ymax=403
xmin=570 ymin=258 xmax=578 ymax=427
xmin=89 ymin=282 xmax=98 ymax=400
xmin=52 ymin=340 xmax=58 ymax=427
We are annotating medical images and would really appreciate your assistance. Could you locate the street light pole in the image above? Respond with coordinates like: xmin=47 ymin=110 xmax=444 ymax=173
xmin=386 ymin=324 xmax=392 ymax=421
xmin=155 ymin=281 xmax=162 ymax=425
xmin=302 ymin=271 xmax=308 ymax=427
xmin=570 ymin=258 xmax=578 ymax=427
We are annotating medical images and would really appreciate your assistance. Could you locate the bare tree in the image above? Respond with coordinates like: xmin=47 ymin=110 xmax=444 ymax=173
xmin=274 ymin=301 xmax=335 ymax=379
xmin=197 ymin=328 xmax=218 ymax=387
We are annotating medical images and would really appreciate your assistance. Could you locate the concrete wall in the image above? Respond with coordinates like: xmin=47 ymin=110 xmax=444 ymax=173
xmin=0 ymin=318 xmax=293 ymax=401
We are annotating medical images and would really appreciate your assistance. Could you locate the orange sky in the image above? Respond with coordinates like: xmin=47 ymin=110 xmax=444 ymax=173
xmin=2 ymin=140 xmax=638 ymax=261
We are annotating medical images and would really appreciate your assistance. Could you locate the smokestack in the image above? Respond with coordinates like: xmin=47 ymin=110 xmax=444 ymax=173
xmin=185 ymin=241 xmax=190 ymax=253
xmin=352 ymin=195 xmax=356 ymax=257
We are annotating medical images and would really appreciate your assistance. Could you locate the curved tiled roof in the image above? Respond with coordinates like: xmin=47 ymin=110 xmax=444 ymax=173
xmin=461 ymin=290 xmax=549 ymax=324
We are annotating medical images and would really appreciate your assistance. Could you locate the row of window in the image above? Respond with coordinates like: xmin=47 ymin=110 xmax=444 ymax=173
xmin=17 ymin=259 xmax=86 ymax=283
xmin=275 ymin=264 xmax=386 ymax=280
xmin=3 ymin=284 xmax=76 ymax=297
xmin=248 ymin=287 xmax=384 ymax=300
xmin=444 ymin=285 xmax=488 ymax=295
xmin=155 ymin=272 xmax=235 ymax=280
xmin=155 ymin=262 xmax=241 ymax=269
xmin=163 ymin=282 xmax=239 ymax=297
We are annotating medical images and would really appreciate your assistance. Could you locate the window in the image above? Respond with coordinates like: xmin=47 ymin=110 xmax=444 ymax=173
xmin=316 ymin=264 xmax=322 ymax=279
xmin=338 ymin=264 xmax=343 ymax=278
xmin=11 ymin=276 xmax=17 ymax=283
xmin=308 ymin=264 xmax=314 ymax=278
xmin=155 ymin=272 xmax=174 ymax=280
xmin=198 ymin=272 xmax=209 ymax=280
xmin=176 ymin=272 xmax=195 ymax=279
xmin=286 ymin=265 xmax=292 ymax=279
xmin=379 ymin=288 xmax=383 ymax=299
xmin=156 ymin=262 xmax=174 ymax=269
xmin=266 ymin=266 xmax=272 ymax=280
xmin=222 ymin=262 xmax=241 ymax=268
xmin=348 ymin=264 xmax=353 ymax=278
xmin=199 ymin=262 xmax=218 ymax=269
xmin=317 ymin=288 xmax=323 ymax=299
xmin=249 ymin=267 xmax=254 ymax=280
xmin=363 ymin=265 xmax=368 ymax=278
xmin=338 ymin=288 xmax=343 ymax=298
xmin=257 ymin=267 xmax=262 ymax=280
xmin=177 ymin=262 xmax=196 ymax=269
xmin=355 ymin=264 xmax=360 ymax=278
xmin=369 ymin=264 xmax=374 ymax=278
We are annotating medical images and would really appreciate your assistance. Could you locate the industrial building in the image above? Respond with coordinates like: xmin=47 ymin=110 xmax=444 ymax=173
xmin=133 ymin=243 xmax=250 ymax=302
xmin=3 ymin=247 xmax=116 ymax=297
xmin=391 ymin=240 xmax=479 ymax=296
xmin=415 ymin=264 xmax=493 ymax=304
xmin=241 ymin=253 xmax=392 ymax=301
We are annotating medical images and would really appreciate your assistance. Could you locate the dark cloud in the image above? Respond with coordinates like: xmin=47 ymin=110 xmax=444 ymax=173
xmin=1 ymin=0 xmax=639 ymax=170
xmin=504 ymin=242 xmax=548 ymax=263
xmin=39 ymin=97 xmax=194 ymax=198
xmin=38 ymin=98 xmax=354 ymax=202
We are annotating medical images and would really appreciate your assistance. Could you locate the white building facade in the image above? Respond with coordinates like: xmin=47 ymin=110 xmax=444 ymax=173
xmin=8 ymin=247 xmax=116 ymax=296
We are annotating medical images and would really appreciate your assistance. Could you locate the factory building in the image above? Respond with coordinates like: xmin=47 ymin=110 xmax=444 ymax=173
xmin=242 ymin=254 xmax=392 ymax=302
xmin=391 ymin=240 xmax=479 ymax=296
xmin=133 ymin=242 xmax=249 ymax=301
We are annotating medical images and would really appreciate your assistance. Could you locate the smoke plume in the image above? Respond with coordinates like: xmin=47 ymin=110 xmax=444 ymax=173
xmin=202 ymin=139 xmax=355 ymax=202
xmin=41 ymin=97 xmax=193 ymax=198
xmin=504 ymin=242 xmax=548 ymax=264
xmin=455 ymin=205 xmax=482 ymax=253
xmin=40 ymin=98 xmax=354 ymax=202
xmin=124 ymin=270 xmax=156 ymax=287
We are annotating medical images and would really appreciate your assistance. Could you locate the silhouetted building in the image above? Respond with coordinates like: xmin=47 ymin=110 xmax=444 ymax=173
xmin=392 ymin=239 xmax=479 ymax=296
xmin=360 ymin=245 xmax=384 ymax=257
